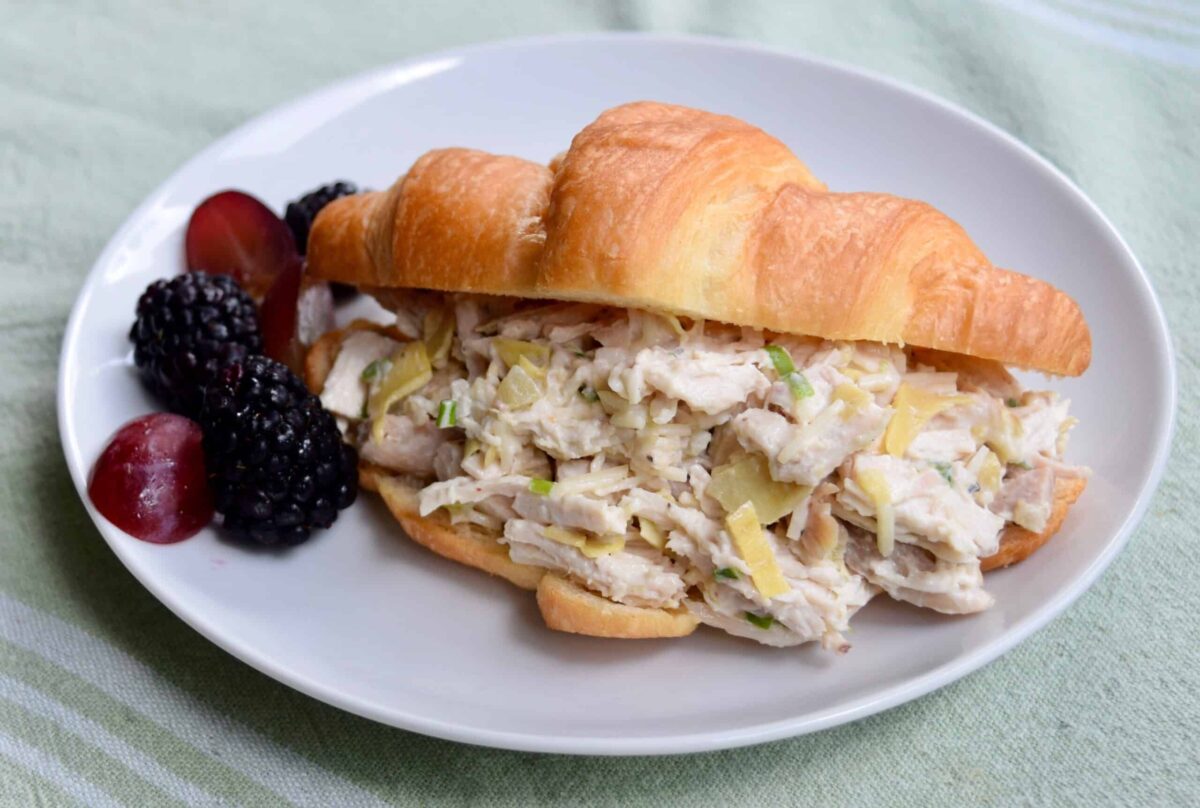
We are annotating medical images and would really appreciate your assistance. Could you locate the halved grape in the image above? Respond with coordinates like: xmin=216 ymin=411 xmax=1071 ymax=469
xmin=259 ymin=258 xmax=304 ymax=372
xmin=87 ymin=413 xmax=213 ymax=543
xmin=184 ymin=190 xmax=298 ymax=299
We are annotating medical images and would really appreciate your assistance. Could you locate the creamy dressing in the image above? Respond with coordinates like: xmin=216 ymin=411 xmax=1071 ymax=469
xmin=321 ymin=293 xmax=1085 ymax=649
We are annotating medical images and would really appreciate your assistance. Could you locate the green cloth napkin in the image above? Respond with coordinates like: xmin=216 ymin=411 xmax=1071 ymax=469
xmin=2 ymin=1 xmax=1196 ymax=804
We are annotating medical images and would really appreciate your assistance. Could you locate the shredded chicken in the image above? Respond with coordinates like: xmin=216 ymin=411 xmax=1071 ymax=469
xmin=511 ymin=491 xmax=628 ymax=536
xmin=319 ymin=331 xmax=398 ymax=419
xmin=611 ymin=346 xmax=771 ymax=415
xmin=844 ymin=528 xmax=993 ymax=614
xmin=503 ymin=519 xmax=688 ymax=607
xmin=837 ymin=454 xmax=1006 ymax=561
xmin=359 ymin=415 xmax=448 ymax=478
xmin=317 ymin=293 xmax=1084 ymax=650
xmin=990 ymin=466 xmax=1055 ymax=533
xmin=734 ymin=403 xmax=890 ymax=486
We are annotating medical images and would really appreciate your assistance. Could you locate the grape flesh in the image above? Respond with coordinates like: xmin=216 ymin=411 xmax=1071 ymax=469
xmin=259 ymin=258 xmax=304 ymax=372
xmin=185 ymin=190 xmax=298 ymax=300
xmin=88 ymin=413 xmax=213 ymax=543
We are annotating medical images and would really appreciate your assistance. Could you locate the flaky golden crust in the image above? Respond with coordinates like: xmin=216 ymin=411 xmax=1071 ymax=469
xmin=536 ymin=575 xmax=699 ymax=639
xmin=309 ymin=101 xmax=1091 ymax=376
xmin=981 ymin=477 xmax=1088 ymax=571
xmin=748 ymin=188 xmax=1090 ymax=374
xmin=308 ymin=148 xmax=552 ymax=295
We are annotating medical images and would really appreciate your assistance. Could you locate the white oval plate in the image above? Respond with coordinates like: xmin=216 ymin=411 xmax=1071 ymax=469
xmin=59 ymin=34 xmax=1175 ymax=755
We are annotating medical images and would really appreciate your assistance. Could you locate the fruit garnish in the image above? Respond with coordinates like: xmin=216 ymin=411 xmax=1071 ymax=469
xmin=185 ymin=190 xmax=298 ymax=299
xmin=130 ymin=273 xmax=262 ymax=417
xmin=199 ymin=356 xmax=358 ymax=546
xmin=88 ymin=414 xmax=214 ymax=544
xmin=259 ymin=258 xmax=304 ymax=371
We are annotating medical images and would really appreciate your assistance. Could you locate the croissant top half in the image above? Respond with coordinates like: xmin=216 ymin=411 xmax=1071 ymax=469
xmin=308 ymin=101 xmax=1090 ymax=376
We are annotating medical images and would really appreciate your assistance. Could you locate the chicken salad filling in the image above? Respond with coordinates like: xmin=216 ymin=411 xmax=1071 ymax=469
xmin=320 ymin=293 xmax=1085 ymax=650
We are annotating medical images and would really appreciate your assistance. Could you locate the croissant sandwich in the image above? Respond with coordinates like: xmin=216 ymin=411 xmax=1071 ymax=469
xmin=303 ymin=101 xmax=1090 ymax=649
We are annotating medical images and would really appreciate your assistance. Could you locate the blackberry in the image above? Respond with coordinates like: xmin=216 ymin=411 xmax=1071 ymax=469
xmin=284 ymin=181 xmax=357 ymax=255
xmin=130 ymin=272 xmax=262 ymax=417
xmin=199 ymin=356 xmax=357 ymax=546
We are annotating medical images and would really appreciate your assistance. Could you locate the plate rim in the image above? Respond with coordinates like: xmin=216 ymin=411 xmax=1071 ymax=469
xmin=57 ymin=31 xmax=1178 ymax=755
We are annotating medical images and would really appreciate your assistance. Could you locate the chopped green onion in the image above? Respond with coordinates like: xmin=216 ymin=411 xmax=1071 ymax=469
xmin=933 ymin=462 xmax=953 ymax=484
xmin=1005 ymin=397 xmax=1020 ymax=408
xmin=578 ymin=386 xmax=600 ymax=403
xmin=784 ymin=371 xmax=814 ymax=400
xmin=529 ymin=477 xmax=554 ymax=496
xmin=744 ymin=612 xmax=775 ymax=630
xmin=361 ymin=359 xmax=385 ymax=382
xmin=766 ymin=342 xmax=814 ymax=400
xmin=436 ymin=399 xmax=457 ymax=428
xmin=764 ymin=344 xmax=796 ymax=376
xmin=715 ymin=567 xmax=740 ymax=580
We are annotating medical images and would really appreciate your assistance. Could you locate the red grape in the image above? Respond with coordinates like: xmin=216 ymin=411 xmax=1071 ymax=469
xmin=88 ymin=414 xmax=213 ymax=544
xmin=260 ymin=258 xmax=304 ymax=372
xmin=185 ymin=190 xmax=298 ymax=299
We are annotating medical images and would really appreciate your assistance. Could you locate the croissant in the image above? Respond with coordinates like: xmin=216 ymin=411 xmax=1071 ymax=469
xmin=310 ymin=101 xmax=1089 ymax=376
xmin=305 ymin=102 xmax=1090 ymax=642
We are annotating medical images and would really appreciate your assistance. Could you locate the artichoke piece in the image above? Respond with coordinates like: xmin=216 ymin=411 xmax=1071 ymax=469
xmin=708 ymin=454 xmax=810 ymax=524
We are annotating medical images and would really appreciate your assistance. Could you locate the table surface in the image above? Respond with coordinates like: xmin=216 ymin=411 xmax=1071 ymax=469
xmin=3 ymin=1 xmax=1197 ymax=805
